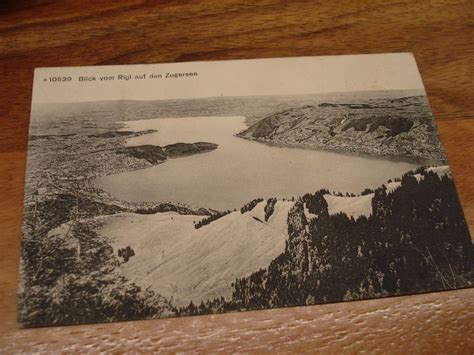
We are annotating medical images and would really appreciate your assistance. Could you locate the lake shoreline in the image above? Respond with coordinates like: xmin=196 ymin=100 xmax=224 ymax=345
xmin=96 ymin=116 xmax=443 ymax=211
xmin=235 ymin=133 xmax=446 ymax=166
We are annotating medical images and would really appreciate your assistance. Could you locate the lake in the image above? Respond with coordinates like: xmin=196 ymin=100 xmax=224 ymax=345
xmin=95 ymin=116 xmax=423 ymax=210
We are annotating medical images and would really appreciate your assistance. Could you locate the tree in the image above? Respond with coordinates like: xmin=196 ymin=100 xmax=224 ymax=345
xmin=118 ymin=246 xmax=135 ymax=263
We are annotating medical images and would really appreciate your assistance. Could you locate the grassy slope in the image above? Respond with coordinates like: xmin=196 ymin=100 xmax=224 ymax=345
xmin=96 ymin=201 xmax=294 ymax=306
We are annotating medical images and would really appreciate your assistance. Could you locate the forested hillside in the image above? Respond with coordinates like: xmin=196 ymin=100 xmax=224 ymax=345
xmin=177 ymin=166 xmax=473 ymax=316
xmin=229 ymin=167 xmax=473 ymax=310
xmin=18 ymin=218 xmax=176 ymax=327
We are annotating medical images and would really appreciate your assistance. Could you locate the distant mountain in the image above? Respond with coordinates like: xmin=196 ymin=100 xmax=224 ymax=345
xmin=237 ymin=95 xmax=446 ymax=160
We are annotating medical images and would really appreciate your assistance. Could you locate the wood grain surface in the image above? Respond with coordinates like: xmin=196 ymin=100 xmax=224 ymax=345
xmin=0 ymin=0 xmax=473 ymax=352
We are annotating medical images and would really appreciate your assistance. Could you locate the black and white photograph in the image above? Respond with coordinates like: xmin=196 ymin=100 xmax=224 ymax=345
xmin=19 ymin=53 xmax=473 ymax=327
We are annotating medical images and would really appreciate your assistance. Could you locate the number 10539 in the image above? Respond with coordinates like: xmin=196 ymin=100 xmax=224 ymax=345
xmin=45 ymin=77 xmax=72 ymax=82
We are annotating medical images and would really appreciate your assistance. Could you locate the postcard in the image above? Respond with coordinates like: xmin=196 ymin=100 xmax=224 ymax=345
xmin=18 ymin=53 xmax=473 ymax=327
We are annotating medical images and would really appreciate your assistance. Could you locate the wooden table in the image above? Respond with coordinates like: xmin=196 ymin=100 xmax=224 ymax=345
xmin=1 ymin=1 xmax=473 ymax=352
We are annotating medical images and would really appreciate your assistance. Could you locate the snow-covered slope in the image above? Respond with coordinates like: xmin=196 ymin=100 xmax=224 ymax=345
xmin=98 ymin=200 xmax=294 ymax=306
xmin=323 ymin=193 xmax=374 ymax=219
xmin=321 ymin=166 xmax=450 ymax=219
xmin=427 ymin=165 xmax=451 ymax=178
xmin=382 ymin=166 xmax=450 ymax=194
xmin=303 ymin=203 xmax=318 ymax=221
xmin=384 ymin=181 xmax=401 ymax=194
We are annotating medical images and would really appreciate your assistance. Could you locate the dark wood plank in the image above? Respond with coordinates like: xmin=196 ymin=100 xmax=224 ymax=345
xmin=0 ymin=0 xmax=473 ymax=352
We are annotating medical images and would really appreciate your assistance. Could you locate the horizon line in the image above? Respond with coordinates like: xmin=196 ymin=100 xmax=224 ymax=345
xmin=33 ymin=88 xmax=426 ymax=105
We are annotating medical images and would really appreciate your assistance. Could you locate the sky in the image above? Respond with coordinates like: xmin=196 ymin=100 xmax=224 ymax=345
xmin=32 ymin=53 xmax=425 ymax=103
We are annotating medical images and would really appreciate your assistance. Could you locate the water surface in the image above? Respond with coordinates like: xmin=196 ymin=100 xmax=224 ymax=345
xmin=96 ymin=116 xmax=422 ymax=210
